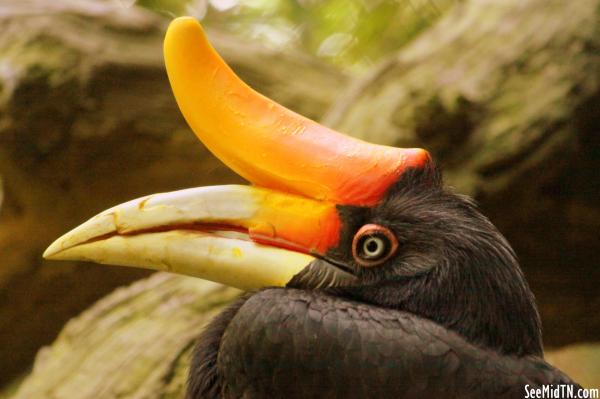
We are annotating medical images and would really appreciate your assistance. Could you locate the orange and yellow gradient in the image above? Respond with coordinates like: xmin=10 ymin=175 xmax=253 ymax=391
xmin=44 ymin=17 xmax=429 ymax=290
xmin=44 ymin=186 xmax=339 ymax=289
xmin=164 ymin=17 xmax=429 ymax=207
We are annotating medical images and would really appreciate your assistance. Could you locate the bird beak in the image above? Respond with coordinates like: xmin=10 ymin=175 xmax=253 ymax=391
xmin=43 ymin=185 xmax=340 ymax=290
xmin=44 ymin=17 xmax=429 ymax=290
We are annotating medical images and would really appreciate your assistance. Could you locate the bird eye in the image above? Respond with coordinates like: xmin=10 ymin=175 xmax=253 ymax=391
xmin=352 ymin=224 xmax=398 ymax=267
xmin=362 ymin=236 xmax=386 ymax=258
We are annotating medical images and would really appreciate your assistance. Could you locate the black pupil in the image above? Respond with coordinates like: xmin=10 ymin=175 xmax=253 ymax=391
xmin=366 ymin=239 xmax=379 ymax=253
xmin=359 ymin=233 xmax=389 ymax=260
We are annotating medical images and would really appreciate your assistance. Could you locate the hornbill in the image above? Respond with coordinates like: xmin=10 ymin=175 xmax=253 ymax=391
xmin=45 ymin=17 xmax=580 ymax=399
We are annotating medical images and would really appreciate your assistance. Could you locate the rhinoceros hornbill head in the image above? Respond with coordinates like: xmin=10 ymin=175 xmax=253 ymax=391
xmin=45 ymin=17 xmax=543 ymax=378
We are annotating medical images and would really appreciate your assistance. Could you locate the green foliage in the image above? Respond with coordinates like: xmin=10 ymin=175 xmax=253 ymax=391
xmin=136 ymin=0 xmax=191 ymax=16
xmin=138 ymin=0 xmax=456 ymax=69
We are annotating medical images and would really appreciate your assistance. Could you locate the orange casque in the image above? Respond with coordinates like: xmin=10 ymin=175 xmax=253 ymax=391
xmin=163 ymin=17 xmax=430 ymax=254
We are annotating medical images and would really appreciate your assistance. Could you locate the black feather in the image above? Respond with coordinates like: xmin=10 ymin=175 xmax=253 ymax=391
xmin=187 ymin=162 xmax=578 ymax=398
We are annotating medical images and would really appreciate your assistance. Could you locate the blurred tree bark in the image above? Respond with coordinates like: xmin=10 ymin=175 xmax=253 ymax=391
xmin=0 ymin=0 xmax=348 ymax=386
xmin=6 ymin=0 xmax=600 ymax=397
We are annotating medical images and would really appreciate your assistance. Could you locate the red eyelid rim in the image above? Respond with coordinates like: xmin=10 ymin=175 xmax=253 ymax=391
xmin=351 ymin=224 xmax=399 ymax=267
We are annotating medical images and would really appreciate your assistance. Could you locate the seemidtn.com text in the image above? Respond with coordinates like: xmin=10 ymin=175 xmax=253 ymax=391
xmin=524 ymin=385 xmax=599 ymax=399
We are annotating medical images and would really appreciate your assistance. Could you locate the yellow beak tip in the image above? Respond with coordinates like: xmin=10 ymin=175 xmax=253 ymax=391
xmin=42 ymin=246 xmax=56 ymax=260
xmin=43 ymin=239 xmax=65 ymax=260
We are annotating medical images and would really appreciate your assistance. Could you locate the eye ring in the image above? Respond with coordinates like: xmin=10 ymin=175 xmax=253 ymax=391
xmin=351 ymin=224 xmax=399 ymax=267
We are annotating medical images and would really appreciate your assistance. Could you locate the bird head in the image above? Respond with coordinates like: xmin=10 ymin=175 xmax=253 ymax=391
xmin=45 ymin=17 xmax=541 ymax=358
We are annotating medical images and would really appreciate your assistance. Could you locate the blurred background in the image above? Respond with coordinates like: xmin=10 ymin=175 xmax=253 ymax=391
xmin=1 ymin=0 xmax=599 ymax=397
